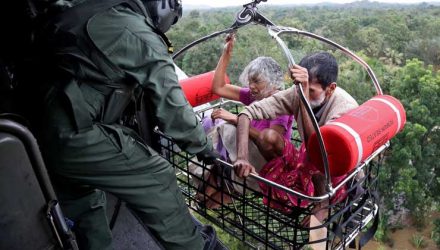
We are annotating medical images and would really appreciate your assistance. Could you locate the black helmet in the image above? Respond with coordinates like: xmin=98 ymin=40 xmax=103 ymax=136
xmin=143 ymin=0 xmax=182 ymax=33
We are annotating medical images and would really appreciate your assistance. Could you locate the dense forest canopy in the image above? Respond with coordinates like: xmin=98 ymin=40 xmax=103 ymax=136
xmin=168 ymin=1 xmax=440 ymax=246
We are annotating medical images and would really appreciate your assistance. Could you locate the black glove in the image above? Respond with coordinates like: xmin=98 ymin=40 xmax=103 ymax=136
xmin=196 ymin=147 xmax=220 ymax=165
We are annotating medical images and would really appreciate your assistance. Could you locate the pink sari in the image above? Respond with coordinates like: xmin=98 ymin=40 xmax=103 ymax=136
xmin=258 ymin=139 xmax=347 ymax=214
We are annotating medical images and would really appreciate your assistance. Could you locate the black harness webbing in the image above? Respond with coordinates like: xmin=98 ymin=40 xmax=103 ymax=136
xmin=331 ymin=189 xmax=380 ymax=249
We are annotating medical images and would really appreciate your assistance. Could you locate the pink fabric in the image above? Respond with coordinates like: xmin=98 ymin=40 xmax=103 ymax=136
xmin=258 ymin=139 xmax=347 ymax=214
xmin=239 ymin=88 xmax=294 ymax=140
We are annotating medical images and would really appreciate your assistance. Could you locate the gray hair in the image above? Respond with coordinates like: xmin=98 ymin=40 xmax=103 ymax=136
xmin=238 ymin=57 xmax=284 ymax=90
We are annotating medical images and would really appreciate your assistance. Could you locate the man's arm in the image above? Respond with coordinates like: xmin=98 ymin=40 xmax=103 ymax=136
xmin=125 ymin=24 xmax=210 ymax=153
xmin=88 ymin=5 xmax=212 ymax=154
xmin=143 ymin=54 xmax=211 ymax=154
xmin=234 ymin=114 xmax=257 ymax=178
xmin=290 ymin=64 xmax=315 ymax=144
xmin=240 ymin=87 xmax=299 ymax=121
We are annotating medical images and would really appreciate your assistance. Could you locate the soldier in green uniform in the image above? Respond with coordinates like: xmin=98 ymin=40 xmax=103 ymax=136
xmin=34 ymin=0 xmax=217 ymax=249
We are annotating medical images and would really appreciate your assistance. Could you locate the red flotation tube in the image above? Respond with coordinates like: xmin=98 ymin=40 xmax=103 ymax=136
xmin=308 ymin=95 xmax=406 ymax=177
xmin=179 ymin=71 xmax=230 ymax=107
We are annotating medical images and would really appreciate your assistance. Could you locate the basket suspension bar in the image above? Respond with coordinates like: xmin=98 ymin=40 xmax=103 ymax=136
xmin=173 ymin=5 xmax=383 ymax=96
xmin=267 ymin=26 xmax=383 ymax=95
xmin=268 ymin=27 xmax=333 ymax=193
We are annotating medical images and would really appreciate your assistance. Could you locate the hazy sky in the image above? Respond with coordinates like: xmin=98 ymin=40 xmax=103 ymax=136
xmin=184 ymin=0 xmax=438 ymax=8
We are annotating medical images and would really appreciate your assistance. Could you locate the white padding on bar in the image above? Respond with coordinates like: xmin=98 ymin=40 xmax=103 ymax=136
xmin=370 ymin=97 xmax=402 ymax=134
xmin=328 ymin=121 xmax=363 ymax=167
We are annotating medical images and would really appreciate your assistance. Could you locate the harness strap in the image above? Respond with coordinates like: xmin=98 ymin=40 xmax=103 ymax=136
xmin=331 ymin=189 xmax=379 ymax=249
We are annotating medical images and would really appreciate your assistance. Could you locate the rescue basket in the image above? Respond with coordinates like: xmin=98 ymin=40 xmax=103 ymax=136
xmin=155 ymin=100 xmax=385 ymax=250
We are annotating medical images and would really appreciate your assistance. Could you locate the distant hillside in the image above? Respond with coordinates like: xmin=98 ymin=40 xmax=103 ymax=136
xmin=184 ymin=0 xmax=440 ymax=11
xmin=183 ymin=4 xmax=212 ymax=10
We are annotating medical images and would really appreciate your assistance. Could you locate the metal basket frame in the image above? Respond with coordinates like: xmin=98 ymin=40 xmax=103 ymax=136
xmin=157 ymin=120 xmax=383 ymax=249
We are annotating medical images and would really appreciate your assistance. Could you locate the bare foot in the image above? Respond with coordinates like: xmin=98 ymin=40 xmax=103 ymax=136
xmin=196 ymin=171 xmax=221 ymax=202
xmin=205 ymin=191 xmax=233 ymax=209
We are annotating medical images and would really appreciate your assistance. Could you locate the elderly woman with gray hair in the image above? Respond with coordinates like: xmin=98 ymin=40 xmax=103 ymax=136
xmin=196 ymin=34 xmax=294 ymax=208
